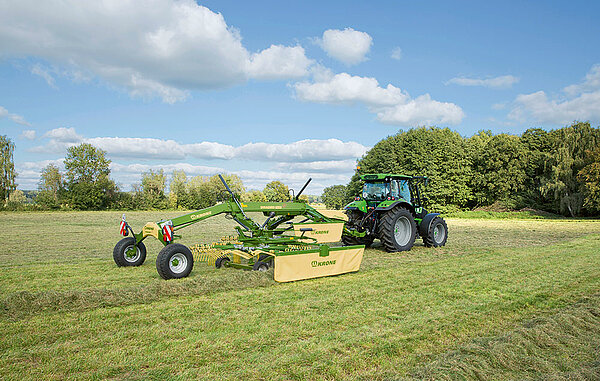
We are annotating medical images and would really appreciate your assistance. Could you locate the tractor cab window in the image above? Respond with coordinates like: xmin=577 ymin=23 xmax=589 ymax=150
xmin=390 ymin=180 xmax=400 ymax=198
xmin=398 ymin=180 xmax=411 ymax=202
xmin=362 ymin=182 xmax=389 ymax=200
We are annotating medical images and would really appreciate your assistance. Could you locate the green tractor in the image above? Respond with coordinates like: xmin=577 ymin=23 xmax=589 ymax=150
xmin=341 ymin=174 xmax=448 ymax=251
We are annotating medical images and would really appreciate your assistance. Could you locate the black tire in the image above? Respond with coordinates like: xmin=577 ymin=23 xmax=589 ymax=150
xmin=113 ymin=237 xmax=146 ymax=267
xmin=252 ymin=261 xmax=269 ymax=272
xmin=342 ymin=234 xmax=374 ymax=247
xmin=377 ymin=207 xmax=417 ymax=252
xmin=341 ymin=235 xmax=359 ymax=245
xmin=156 ymin=243 xmax=194 ymax=280
xmin=423 ymin=216 xmax=448 ymax=247
xmin=215 ymin=256 xmax=230 ymax=269
xmin=258 ymin=254 xmax=273 ymax=265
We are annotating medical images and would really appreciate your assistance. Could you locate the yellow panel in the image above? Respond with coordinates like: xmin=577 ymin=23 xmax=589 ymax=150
xmin=293 ymin=222 xmax=344 ymax=243
xmin=274 ymin=247 xmax=364 ymax=282
xmin=141 ymin=222 xmax=160 ymax=239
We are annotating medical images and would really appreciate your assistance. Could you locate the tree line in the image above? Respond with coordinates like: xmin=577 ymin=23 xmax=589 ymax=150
xmin=2 ymin=121 xmax=599 ymax=216
xmin=322 ymin=122 xmax=600 ymax=216
xmin=2 ymin=143 xmax=300 ymax=211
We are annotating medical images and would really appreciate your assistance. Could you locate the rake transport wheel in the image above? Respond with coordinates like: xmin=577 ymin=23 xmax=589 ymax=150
xmin=253 ymin=261 xmax=269 ymax=272
xmin=377 ymin=207 xmax=417 ymax=252
xmin=156 ymin=243 xmax=194 ymax=279
xmin=113 ymin=237 xmax=147 ymax=267
xmin=215 ymin=256 xmax=230 ymax=269
xmin=423 ymin=216 xmax=448 ymax=247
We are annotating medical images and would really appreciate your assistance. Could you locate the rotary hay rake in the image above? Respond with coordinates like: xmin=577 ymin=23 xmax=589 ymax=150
xmin=113 ymin=175 xmax=364 ymax=282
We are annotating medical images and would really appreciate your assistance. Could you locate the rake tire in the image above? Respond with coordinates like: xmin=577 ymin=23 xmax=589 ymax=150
xmin=113 ymin=237 xmax=146 ymax=267
xmin=215 ymin=256 xmax=230 ymax=269
xmin=253 ymin=261 xmax=269 ymax=272
xmin=156 ymin=243 xmax=194 ymax=280
xmin=377 ymin=207 xmax=417 ymax=252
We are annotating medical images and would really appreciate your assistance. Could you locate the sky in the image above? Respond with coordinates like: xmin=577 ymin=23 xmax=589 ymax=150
xmin=1 ymin=0 xmax=600 ymax=194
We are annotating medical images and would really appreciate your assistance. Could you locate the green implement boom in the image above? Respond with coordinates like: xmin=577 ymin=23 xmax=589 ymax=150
xmin=113 ymin=175 xmax=365 ymax=282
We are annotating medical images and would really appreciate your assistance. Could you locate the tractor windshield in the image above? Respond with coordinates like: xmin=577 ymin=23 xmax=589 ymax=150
xmin=362 ymin=182 xmax=389 ymax=200
xmin=362 ymin=180 xmax=412 ymax=202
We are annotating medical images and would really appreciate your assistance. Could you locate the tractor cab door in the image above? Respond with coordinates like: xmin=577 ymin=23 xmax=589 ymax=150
xmin=397 ymin=180 xmax=411 ymax=203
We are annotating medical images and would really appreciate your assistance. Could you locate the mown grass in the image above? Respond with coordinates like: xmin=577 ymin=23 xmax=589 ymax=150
xmin=446 ymin=210 xmax=563 ymax=219
xmin=1 ymin=211 xmax=599 ymax=380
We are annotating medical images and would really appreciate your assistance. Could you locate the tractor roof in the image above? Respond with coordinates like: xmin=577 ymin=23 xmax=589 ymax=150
xmin=360 ymin=173 xmax=426 ymax=181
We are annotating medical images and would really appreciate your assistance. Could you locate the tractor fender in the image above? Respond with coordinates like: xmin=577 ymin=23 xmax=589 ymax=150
xmin=418 ymin=213 xmax=440 ymax=237
xmin=375 ymin=200 xmax=414 ymax=213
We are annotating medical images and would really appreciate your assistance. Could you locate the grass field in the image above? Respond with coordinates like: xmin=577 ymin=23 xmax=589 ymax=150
xmin=1 ymin=211 xmax=599 ymax=380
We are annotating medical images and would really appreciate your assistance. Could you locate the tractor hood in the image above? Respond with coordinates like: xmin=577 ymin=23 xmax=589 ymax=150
xmin=344 ymin=199 xmax=368 ymax=213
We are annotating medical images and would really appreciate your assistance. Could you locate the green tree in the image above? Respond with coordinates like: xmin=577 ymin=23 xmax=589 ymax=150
xmin=578 ymin=147 xmax=600 ymax=213
xmin=140 ymin=169 xmax=167 ymax=209
xmin=520 ymin=128 xmax=554 ymax=208
xmin=1 ymin=135 xmax=17 ymax=203
xmin=37 ymin=163 xmax=63 ymax=209
xmin=470 ymin=134 xmax=528 ymax=208
xmin=8 ymin=189 xmax=26 ymax=203
xmin=541 ymin=122 xmax=600 ymax=216
xmin=322 ymin=185 xmax=349 ymax=209
xmin=242 ymin=190 xmax=266 ymax=202
xmin=263 ymin=181 xmax=289 ymax=202
xmin=169 ymin=170 xmax=188 ymax=209
xmin=351 ymin=127 xmax=473 ymax=212
xmin=185 ymin=174 xmax=245 ymax=209
xmin=64 ymin=143 xmax=116 ymax=210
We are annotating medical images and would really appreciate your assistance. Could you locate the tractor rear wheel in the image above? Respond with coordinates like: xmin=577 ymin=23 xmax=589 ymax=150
xmin=156 ymin=244 xmax=194 ymax=279
xmin=113 ymin=237 xmax=146 ymax=267
xmin=423 ymin=216 xmax=448 ymax=247
xmin=377 ymin=207 xmax=417 ymax=252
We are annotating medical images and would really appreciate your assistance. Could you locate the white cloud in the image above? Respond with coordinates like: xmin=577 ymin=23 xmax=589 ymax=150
xmin=30 ymin=128 xmax=369 ymax=162
xmin=111 ymin=162 xmax=223 ymax=176
xmin=0 ymin=106 xmax=30 ymax=126
xmin=31 ymin=64 xmax=57 ymax=89
xmin=375 ymin=94 xmax=465 ymax=126
xmin=318 ymin=28 xmax=372 ymax=65
xmin=563 ymin=64 xmax=600 ymax=95
xmin=295 ymin=73 xmax=407 ymax=106
xmin=247 ymin=45 xmax=313 ymax=80
xmin=14 ymin=159 xmax=65 ymax=189
xmin=20 ymin=129 xmax=36 ymax=140
xmin=508 ymin=64 xmax=600 ymax=125
xmin=0 ymin=0 xmax=312 ymax=103
xmin=446 ymin=75 xmax=520 ymax=89
xmin=274 ymin=160 xmax=357 ymax=173
xmin=295 ymin=73 xmax=464 ymax=126
xmin=237 ymin=169 xmax=350 ymax=194
xmin=391 ymin=47 xmax=402 ymax=61
xmin=236 ymin=139 xmax=368 ymax=162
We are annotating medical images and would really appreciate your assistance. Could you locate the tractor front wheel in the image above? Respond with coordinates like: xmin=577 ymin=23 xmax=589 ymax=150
xmin=113 ymin=237 xmax=146 ymax=267
xmin=423 ymin=216 xmax=448 ymax=247
xmin=156 ymin=244 xmax=194 ymax=279
xmin=377 ymin=207 xmax=417 ymax=252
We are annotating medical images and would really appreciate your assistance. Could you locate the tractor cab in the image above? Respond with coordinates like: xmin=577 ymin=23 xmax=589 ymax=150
xmin=361 ymin=177 xmax=412 ymax=203
xmin=350 ymin=174 xmax=427 ymax=210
